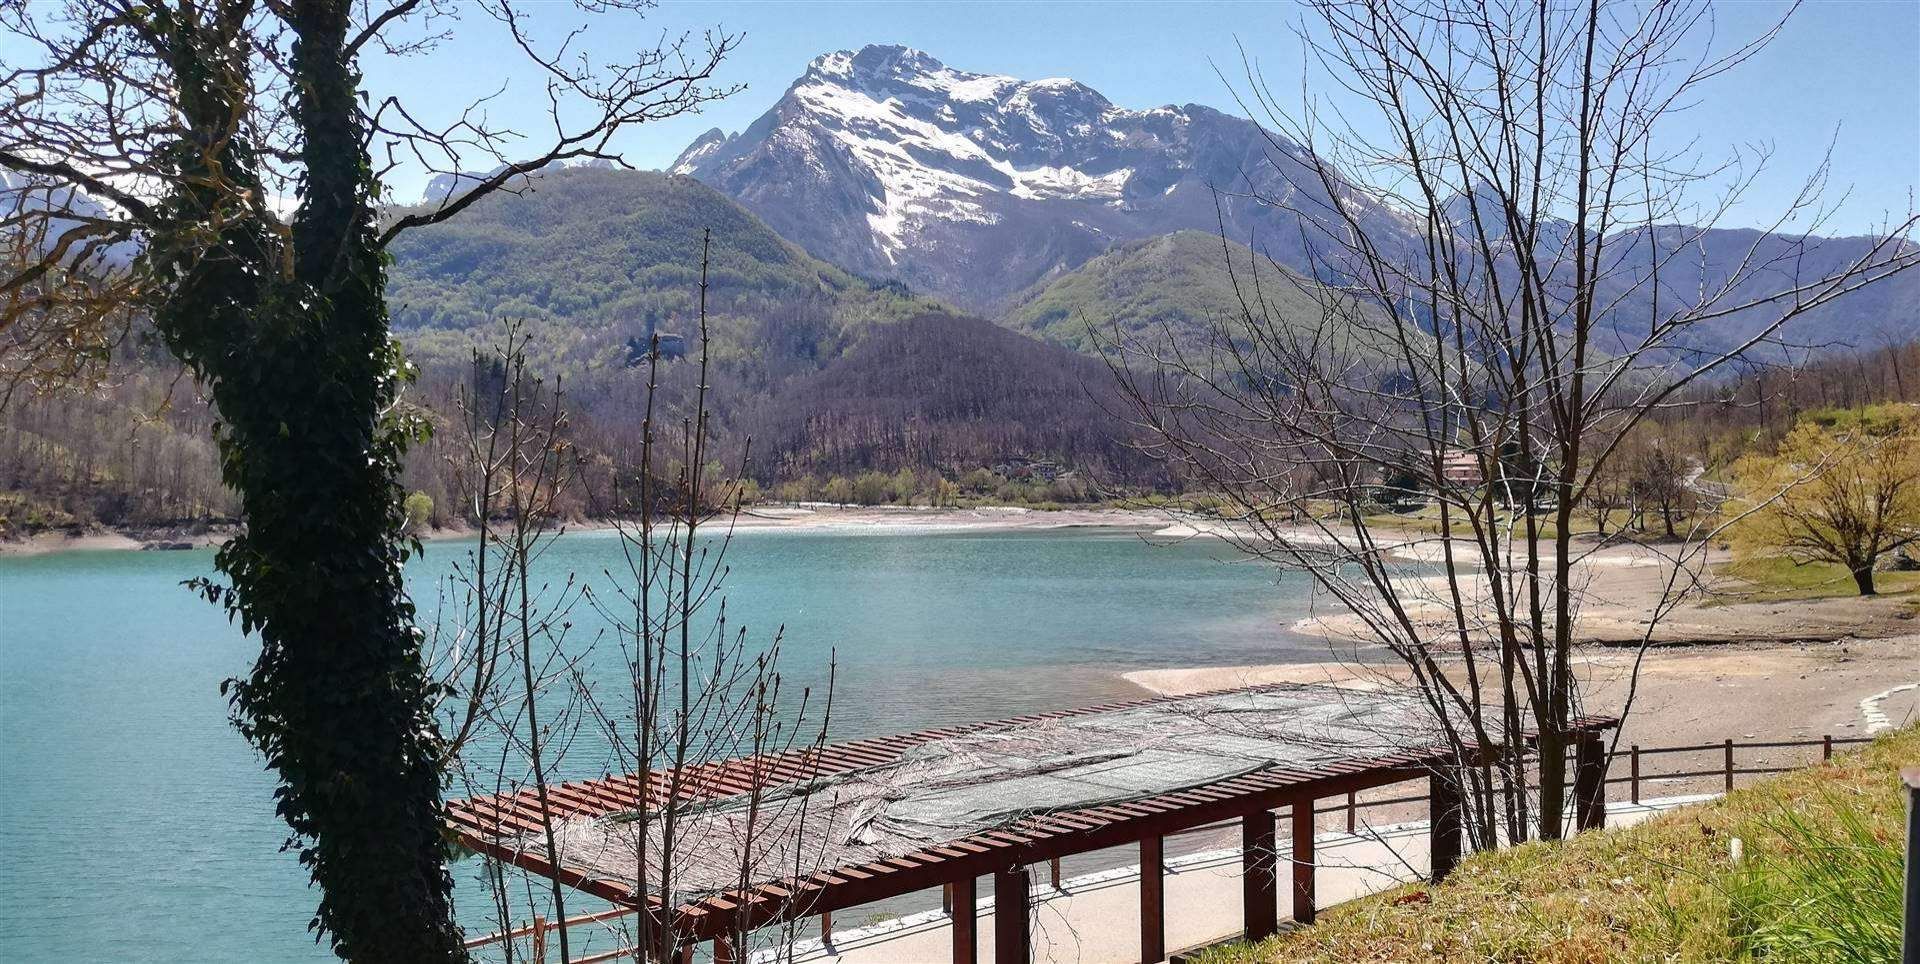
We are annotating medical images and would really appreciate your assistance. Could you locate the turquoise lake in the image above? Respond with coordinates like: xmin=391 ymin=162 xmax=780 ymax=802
xmin=0 ymin=526 xmax=1326 ymax=961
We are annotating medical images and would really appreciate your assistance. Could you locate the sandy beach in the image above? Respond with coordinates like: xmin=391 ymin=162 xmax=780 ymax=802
xmin=0 ymin=504 xmax=1174 ymax=556
xmin=726 ymin=503 xmax=1170 ymax=533
xmin=0 ymin=528 xmax=222 ymax=556
xmin=1116 ymin=519 xmax=1920 ymax=743
xmin=1124 ymin=634 xmax=1920 ymax=747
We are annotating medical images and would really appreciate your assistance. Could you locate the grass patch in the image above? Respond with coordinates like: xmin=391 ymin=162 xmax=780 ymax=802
xmin=1190 ymin=725 xmax=1918 ymax=963
xmin=1357 ymin=505 xmax=1597 ymax=541
xmin=1715 ymin=555 xmax=1920 ymax=602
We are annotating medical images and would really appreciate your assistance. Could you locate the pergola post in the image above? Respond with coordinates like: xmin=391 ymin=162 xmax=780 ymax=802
xmin=1291 ymin=799 xmax=1316 ymax=924
xmin=1429 ymin=768 xmax=1464 ymax=882
xmin=993 ymin=864 xmax=1031 ymax=964
xmin=1242 ymin=809 xmax=1279 ymax=942
xmin=1574 ymin=735 xmax=1608 ymax=832
xmin=712 ymin=934 xmax=736 ymax=964
xmin=1140 ymin=834 xmax=1166 ymax=963
xmin=952 ymin=874 xmax=977 ymax=964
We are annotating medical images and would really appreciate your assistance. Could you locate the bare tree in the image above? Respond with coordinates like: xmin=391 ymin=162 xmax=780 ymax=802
xmin=1111 ymin=0 xmax=1918 ymax=846
xmin=1622 ymin=433 xmax=1694 ymax=540
xmin=1 ymin=2 xmax=737 ymax=955
xmin=438 ymin=259 xmax=835 ymax=963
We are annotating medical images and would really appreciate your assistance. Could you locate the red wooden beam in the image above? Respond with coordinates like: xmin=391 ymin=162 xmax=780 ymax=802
xmin=1575 ymin=734 xmax=1607 ymax=832
xmin=1241 ymin=810 xmax=1278 ymax=942
xmin=1291 ymin=801 xmax=1316 ymax=924
xmin=993 ymin=864 xmax=1030 ymax=964
xmin=1139 ymin=835 xmax=1165 ymax=963
xmin=952 ymin=874 xmax=977 ymax=964
xmin=1429 ymin=770 xmax=1463 ymax=883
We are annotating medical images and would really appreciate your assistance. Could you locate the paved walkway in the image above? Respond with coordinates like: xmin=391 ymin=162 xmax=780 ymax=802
xmin=762 ymin=796 xmax=1711 ymax=964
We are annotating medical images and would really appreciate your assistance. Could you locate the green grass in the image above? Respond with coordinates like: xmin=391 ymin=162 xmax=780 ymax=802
xmin=1715 ymin=555 xmax=1920 ymax=602
xmin=1357 ymin=505 xmax=1600 ymax=541
xmin=1726 ymin=797 xmax=1904 ymax=961
xmin=1190 ymin=724 xmax=1918 ymax=963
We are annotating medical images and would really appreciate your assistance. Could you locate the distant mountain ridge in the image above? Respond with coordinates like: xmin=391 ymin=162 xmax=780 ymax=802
xmin=674 ymin=44 xmax=1918 ymax=355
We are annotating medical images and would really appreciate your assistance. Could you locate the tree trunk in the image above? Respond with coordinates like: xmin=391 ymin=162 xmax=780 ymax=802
xmin=147 ymin=3 xmax=467 ymax=957
xmin=1854 ymin=563 xmax=1878 ymax=596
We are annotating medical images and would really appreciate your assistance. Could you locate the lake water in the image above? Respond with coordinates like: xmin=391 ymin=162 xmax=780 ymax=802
xmin=0 ymin=526 xmax=1326 ymax=961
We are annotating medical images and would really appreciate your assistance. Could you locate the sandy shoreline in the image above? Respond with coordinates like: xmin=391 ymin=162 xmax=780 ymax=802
xmin=1121 ymin=526 xmax=1920 ymax=744
xmin=1124 ymin=634 xmax=1920 ymax=747
xmin=0 ymin=528 xmax=224 ymax=556
xmin=0 ymin=504 xmax=1178 ymax=557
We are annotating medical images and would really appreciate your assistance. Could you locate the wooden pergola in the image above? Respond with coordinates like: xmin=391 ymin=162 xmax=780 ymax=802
xmin=448 ymin=684 xmax=1617 ymax=963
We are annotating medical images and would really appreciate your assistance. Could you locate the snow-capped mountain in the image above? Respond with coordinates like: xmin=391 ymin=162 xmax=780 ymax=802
xmin=675 ymin=45 xmax=1917 ymax=352
xmin=671 ymin=45 xmax=1405 ymax=311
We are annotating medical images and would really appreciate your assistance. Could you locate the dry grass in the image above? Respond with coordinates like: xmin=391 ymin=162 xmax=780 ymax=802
xmin=1190 ymin=725 xmax=1918 ymax=963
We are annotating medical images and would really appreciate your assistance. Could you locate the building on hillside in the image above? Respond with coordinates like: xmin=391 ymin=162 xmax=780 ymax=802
xmin=1441 ymin=449 xmax=1484 ymax=486
xmin=994 ymin=457 xmax=1063 ymax=482
xmin=624 ymin=331 xmax=687 ymax=365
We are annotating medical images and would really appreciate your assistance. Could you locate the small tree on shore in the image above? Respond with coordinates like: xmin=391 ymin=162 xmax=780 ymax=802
xmin=1623 ymin=436 xmax=1696 ymax=540
xmin=1730 ymin=405 xmax=1920 ymax=595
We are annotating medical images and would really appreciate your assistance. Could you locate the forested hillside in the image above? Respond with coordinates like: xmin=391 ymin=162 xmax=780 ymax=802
xmin=741 ymin=313 xmax=1165 ymax=487
xmin=385 ymin=165 xmax=938 ymax=376
xmin=1002 ymin=230 xmax=1327 ymax=352
xmin=0 ymin=348 xmax=234 ymax=533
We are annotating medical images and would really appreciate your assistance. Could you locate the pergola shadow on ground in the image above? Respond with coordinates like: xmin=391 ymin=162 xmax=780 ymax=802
xmin=449 ymin=683 xmax=1616 ymax=963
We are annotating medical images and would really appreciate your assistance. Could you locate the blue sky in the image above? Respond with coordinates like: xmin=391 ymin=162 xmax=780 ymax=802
xmin=365 ymin=1 xmax=1913 ymax=234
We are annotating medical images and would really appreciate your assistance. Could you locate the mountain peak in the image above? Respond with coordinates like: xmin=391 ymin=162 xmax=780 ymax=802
xmin=669 ymin=44 xmax=1371 ymax=310
xmin=668 ymin=127 xmax=731 ymax=176
xmin=802 ymin=44 xmax=1027 ymax=106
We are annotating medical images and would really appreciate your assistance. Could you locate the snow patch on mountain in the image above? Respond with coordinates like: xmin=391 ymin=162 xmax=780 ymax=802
xmin=755 ymin=45 xmax=1165 ymax=260
xmin=670 ymin=128 xmax=732 ymax=176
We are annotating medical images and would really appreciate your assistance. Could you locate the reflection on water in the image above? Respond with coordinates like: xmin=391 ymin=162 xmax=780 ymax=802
xmin=0 ymin=526 xmax=1326 ymax=961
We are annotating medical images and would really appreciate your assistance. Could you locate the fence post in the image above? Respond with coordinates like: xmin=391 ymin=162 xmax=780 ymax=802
xmin=1630 ymin=745 xmax=1641 ymax=805
xmin=1902 ymin=768 xmax=1918 ymax=964
xmin=1724 ymin=738 xmax=1735 ymax=792
xmin=1824 ymin=734 xmax=1834 ymax=762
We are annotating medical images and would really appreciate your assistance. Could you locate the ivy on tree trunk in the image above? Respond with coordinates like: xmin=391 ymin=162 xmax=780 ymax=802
xmin=146 ymin=1 xmax=464 ymax=958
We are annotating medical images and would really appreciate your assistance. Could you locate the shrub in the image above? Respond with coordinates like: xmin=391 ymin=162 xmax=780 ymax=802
xmin=403 ymin=491 xmax=434 ymax=534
